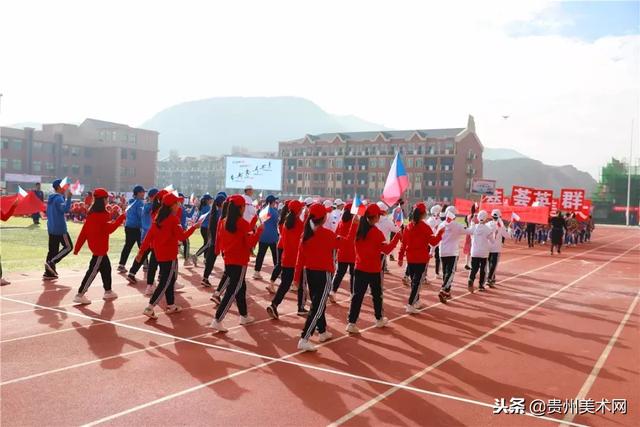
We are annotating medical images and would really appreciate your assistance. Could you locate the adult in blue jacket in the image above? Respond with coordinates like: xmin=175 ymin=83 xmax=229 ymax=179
xmin=253 ymin=195 xmax=280 ymax=280
xmin=191 ymin=194 xmax=213 ymax=265
xmin=117 ymin=185 xmax=145 ymax=272
xmin=44 ymin=178 xmax=73 ymax=280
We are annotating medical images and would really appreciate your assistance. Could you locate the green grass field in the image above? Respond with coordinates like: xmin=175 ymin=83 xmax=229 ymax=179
xmin=0 ymin=217 xmax=207 ymax=274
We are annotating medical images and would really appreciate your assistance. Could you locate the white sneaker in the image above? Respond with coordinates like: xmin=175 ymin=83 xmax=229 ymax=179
xmin=375 ymin=317 xmax=389 ymax=328
xmin=297 ymin=338 xmax=317 ymax=352
xmin=165 ymin=304 xmax=182 ymax=314
xmin=413 ymin=301 xmax=426 ymax=310
xmin=290 ymin=284 xmax=298 ymax=292
xmin=252 ymin=271 xmax=263 ymax=280
xmin=184 ymin=258 xmax=193 ymax=267
xmin=73 ymin=294 xmax=91 ymax=305
xmin=405 ymin=304 xmax=420 ymax=314
xmin=174 ymin=282 xmax=185 ymax=290
xmin=265 ymin=283 xmax=276 ymax=294
xmin=0 ymin=278 xmax=11 ymax=286
xmin=328 ymin=291 xmax=337 ymax=303
xmin=145 ymin=285 xmax=155 ymax=296
xmin=240 ymin=315 xmax=255 ymax=325
xmin=346 ymin=323 xmax=360 ymax=334
xmin=103 ymin=290 xmax=118 ymax=300
xmin=318 ymin=331 xmax=333 ymax=342
xmin=210 ymin=319 xmax=228 ymax=333
xmin=143 ymin=306 xmax=157 ymax=319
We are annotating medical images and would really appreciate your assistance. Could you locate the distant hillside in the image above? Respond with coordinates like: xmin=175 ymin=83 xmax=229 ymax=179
xmin=484 ymin=158 xmax=597 ymax=196
xmin=141 ymin=96 xmax=387 ymax=156
xmin=483 ymin=147 xmax=528 ymax=160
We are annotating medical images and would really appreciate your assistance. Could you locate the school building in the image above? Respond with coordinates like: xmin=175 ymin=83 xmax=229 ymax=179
xmin=278 ymin=115 xmax=484 ymax=203
xmin=0 ymin=119 xmax=158 ymax=193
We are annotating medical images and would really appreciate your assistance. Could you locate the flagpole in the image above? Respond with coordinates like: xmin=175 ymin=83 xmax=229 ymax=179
xmin=626 ymin=119 xmax=634 ymax=226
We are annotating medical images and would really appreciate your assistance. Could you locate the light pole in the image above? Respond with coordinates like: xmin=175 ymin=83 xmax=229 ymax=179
xmin=626 ymin=119 xmax=634 ymax=226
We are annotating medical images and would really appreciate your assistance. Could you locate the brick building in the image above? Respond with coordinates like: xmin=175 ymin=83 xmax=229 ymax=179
xmin=0 ymin=119 xmax=158 ymax=193
xmin=157 ymin=151 xmax=226 ymax=195
xmin=278 ymin=115 xmax=483 ymax=203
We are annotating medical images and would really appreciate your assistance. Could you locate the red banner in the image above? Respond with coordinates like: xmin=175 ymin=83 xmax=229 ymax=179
xmin=0 ymin=192 xmax=46 ymax=217
xmin=612 ymin=205 xmax=640 ymax=213
xmin=550 ymin=198 xmax=559 ymax=216
xmin=459 ymin=198 xmax=549 ymax=224
xmin=481 ymin=188 xmax=504 ymax=205
xmin=560 ymin=188 xmax=585 ymax=212
xmin=454 ymin=198 xmax=475 ymax=216
xmin=532 ymin=189 xmax=553 ymax=206
xmin=511 ymin=185 xmax=535 ymax=206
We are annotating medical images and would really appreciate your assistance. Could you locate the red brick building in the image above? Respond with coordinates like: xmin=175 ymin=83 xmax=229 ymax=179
xmin=1 ymin=119 xmax=158 ymax=193
xmin=278 ymin=116 xmax=483 ymax=203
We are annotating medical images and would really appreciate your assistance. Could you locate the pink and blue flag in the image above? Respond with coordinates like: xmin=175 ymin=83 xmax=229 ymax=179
xmin=382 ymin=153 xmax=409 ymax=207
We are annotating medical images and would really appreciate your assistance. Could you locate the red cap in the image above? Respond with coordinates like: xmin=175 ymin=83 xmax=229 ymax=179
xmin=162 ymin=193 xmax=179 ymax=207
xmin=414 ymin=202 xmax=427 ymax=215
xmin=228 ymin=195 xmax=244 ymax=208
xmin=308 ymin=203 xmax=327 ymax=220
xmin=344 ymin=202 xmax=353 ymax=212
xmin=365 ymin=204 xmax=383 ymax=217
xmin=93 ymin=188 xmax=109 ymax=198
xmin=288 ymin=200 xmax=304 ymax=215
xmin=284 ymin=200 xmax=291 ymax=207
xmin=155 ymin=189 xmax=168 ymax=201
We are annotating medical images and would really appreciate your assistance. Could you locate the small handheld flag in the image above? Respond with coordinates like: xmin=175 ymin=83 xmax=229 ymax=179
xmin=197 ymin=210 xmax=211 ymax=224
xmin=60 ymin=177 xmax=71 ymax=190
xmin=511 ymin=212 xmax=521 ymax=221
xmin=258 ymin=206 xmax=271 ymax=223
xmin=350 ymin=195 xmax=367 ymax=216
xmin=163 ymin=184 xmax=174 ymax=192
xmin=17 ymin=186 xmax=28 ymax=198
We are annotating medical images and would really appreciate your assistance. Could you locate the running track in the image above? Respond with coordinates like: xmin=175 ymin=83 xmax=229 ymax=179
xmin=1 ymin=225 xmax=638 ymax=426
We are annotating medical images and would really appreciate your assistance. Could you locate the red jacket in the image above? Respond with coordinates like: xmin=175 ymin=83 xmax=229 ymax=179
xmin=294 ymin=226 xmax=339 ymax=282
xmin=74 ymin=212 xmax=125 ymax=256
xmin=214 ymin=217 xmax=225 ymax=256
xmin=355 ymin=227 xmax=401 ymax=273
xmin=220 ymin=217 xmax=263 ymax=266
xmin=335 ymin=219 xmax=357 ymax=263
xmin=280 ymin=218 xmax=304 ymax=268
xmin=399 ymin=221 xmax=444 ymax=264
xmin=1 ymin=202 xmax=18 ymax=222
xmin=276 ymin=223 xmax=285 ymax=249
xmin=139 ymin=214 xmax=198 ymax=262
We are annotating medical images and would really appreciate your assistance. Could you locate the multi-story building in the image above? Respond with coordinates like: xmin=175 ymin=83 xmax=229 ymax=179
xmin=1 ymin=119 xmax=158 ymax=193
xmin=278 ymin=115 xmax=483 ymax=203
xmin=157 ymin=151 xmax=226 ymax=195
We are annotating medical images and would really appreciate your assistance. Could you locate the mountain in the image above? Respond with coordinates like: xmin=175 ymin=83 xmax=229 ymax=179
xmin=483 ymin=158 xmax=597 ymax=196
xmin=483 ymin=147 xmax=528 ymax=160
xmin=141 ymin=97 xmax=387 ymax=156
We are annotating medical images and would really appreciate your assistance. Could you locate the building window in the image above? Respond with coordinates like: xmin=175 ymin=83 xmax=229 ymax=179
xmin=62 ymin=145 xmax=70 ymax=156
xmin=46 ymin=162 xmax=54 ymax=171
xmin=32 ymin=160 xmax=41 ymax=172
xmin=128 ymin=133 xmax=137 ymax=144
xmin=1 ymin=159 xmax=7 ymax=170
xmin=84 ymin=147 xmax=93 ymax=158
xmin=62 ymin=165 xmax=68 ymax=174
xmin=121 ymin=149 xmax=127 ymax=160
xmin=1 ymin=137 xmax=8 ymax=149
xmin=71 ymin=164 xmax=80 ymax=174
xmin=71 ymin=147 xmax=80 ymax=157
xmin=11 ymin=139 xmax=23 ymax=150
xmin=112 ymin=131 xmax=117 ymax=141
xmin=84 ymin=165 xmax=93 ymax=176
xmin=33 ymin=141 xmax=43 ymax=151
xmin=12 ymin=159 xmax=22 ymax=170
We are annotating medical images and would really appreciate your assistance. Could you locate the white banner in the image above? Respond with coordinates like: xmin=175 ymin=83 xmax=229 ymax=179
xmin=4 ymin=173 xmax=42 ymax=183
xmin=471 ymin=178 xmax=496 ymax=195
xmin=225 ymin=157 xmax=283 ymax=191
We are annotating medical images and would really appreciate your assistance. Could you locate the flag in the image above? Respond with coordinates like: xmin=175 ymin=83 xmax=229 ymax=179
xmin=381 ymin=153 xmax=409 ymax=207
xmin=60 ymin=176 xmax=70 ymax=190
xmin=394 ymin=209 xmax=404 ymax=227
xmin=298 ymin=195 xmax=304 ymax=202
xmin=511 ymin=212 xmax=521 ymax=221
xmin=1 ymin=193 xmax=45 ymax=217
xmin=163 ymin=184 xmax=174 ymax=192
xmin=576 ymin=211 xmax=588 ymax=221
xmin=259 ymin=191 xmax=263 ymax=199
xmin=196 ymin=210 xmax=211 ymax=224
xmin=70 ymin=179 xmax=84 ymax=196
xmin=17 ymin=186 xmax=28 ymax=198
xmin=258 ymin=206 xmax=271 ymax=223
xmin=350 ymin=195 xmax=366 ymax=216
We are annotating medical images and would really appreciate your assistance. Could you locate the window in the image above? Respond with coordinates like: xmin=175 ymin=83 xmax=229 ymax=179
xmin=71 ymin=164 xmax=80 ymax=174
xmin=62 ymin=165 xmax=68 ymax=174
xmin=11 ymin=139 xmax=23 ymax=150
xmin=84 ymin=165 xmax=93 ymax=176
xmin=130 ymin=150 xmax=136 ymax=160
xmin=1 ymin=159 xmax=7 ymax=170
xmin=111 ymin=131 xmax=117 ymax=141
xmin=32 ymin=161 xmax=41 ymax=172
xmin=1 ymin=137 xmax=8 ymax=149
xmin=12 ymin=159 xmax=22 ymax=170
xmin=128 ymin=133 xmax=137 ymax=144
xmin=71 ymin=147 xmax=80 ymax=157
xmin=62 ymin=145 xmax=70 ymax=156
xmin=46 ymin=162 xmax=54 ymax=171
xmin=84 ymin=147 xmax=93 ymax=158
xmin=33 ymin=142 xmax=43 ymax=151
xmin=121 ymin=149 xmax=128 ymax=159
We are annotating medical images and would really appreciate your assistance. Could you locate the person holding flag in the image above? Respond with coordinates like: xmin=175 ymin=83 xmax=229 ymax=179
xmin=487 ymin=209 xmax=511 ymax=287
xmin=44 ymin=178 xmax=73 ymax=280
xmin=201 ymin=192 xmax=227 ymax=287
xmin=31 ymin=183 xmax=44 ymax=225
xmin=253 ymin=195 xmax=279 ymax=280
xmin=117 ymin=185 xmax=145 ymax=273
xmin=346 ymin=204 xmax=401 ymax=334
xmin=437 ymin=206 xmax=472 ymax=303
xmin=397 ymin=202 xmax=444 ymax=313
xmin=330 ymin=202 xmax=358 ymax=302
xmin=1 ymin=198 xmax=20 ymax=285
xmin=71 ymin=188 xmax=126 ymax=304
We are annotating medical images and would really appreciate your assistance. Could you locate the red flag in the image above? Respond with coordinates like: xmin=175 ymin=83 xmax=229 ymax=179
xmin=531 ymin=189 xmax=553 ymax=207
xmin=511 ymin=185 xmax=535 ymax=207
xmin=1 ymin=192 xmax=46 ymax=217
xmin=453 ymin=198 xmax=474 ymax=216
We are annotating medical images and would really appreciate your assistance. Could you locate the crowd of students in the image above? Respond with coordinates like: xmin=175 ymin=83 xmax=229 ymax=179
xmin=5 ymin=177 xmax=595 ymax=352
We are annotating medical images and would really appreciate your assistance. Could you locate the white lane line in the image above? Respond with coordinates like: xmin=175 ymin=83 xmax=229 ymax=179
xmin=560 ymin=289 xmax=640 ymax=426
xmin=326 ymin=242 xmax=640 ymax=426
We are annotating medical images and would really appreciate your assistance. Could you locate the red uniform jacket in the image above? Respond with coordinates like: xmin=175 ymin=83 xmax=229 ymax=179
xmin=355 ymin=227 xmax=401 ymax=273
xmin=139 ymin=214 xmax=198 ymax=262
xmin=219 ymin=217 xmax=263 ymax=266
xmin=280 ymin=218 xmax=304 ymax=268
xmin=294 ymin=226 xmax=339 ymax=282
xmin=398 ymin=221 xmax=444 ymax=264
xmin=335 ymin=219 xmax=358 ymax=263
xmin=74 ymin=212 xmax=125 ymax=256
xmin=276 ymin=223 xmax=285 ymax=249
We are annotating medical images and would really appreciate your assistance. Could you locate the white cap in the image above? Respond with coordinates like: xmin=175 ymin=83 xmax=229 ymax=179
xmin=334 ymin=198 xmax=345 ymax=206
xmin=244 ymin=184 xmax=253 ymax=190
xmin=430 ymin=204 xmax=442 ymax=215
xmin=445 ymin=206 xmax=457 ymax=215
xmin=491 ymin=208 xmax=501 ymax=218
xmin=477 ymin=210 xmax=488 ymax=221
xmin=323 ymin=200 xmax=333 ymax=208
xmin=304 ymin=197 xmax=313 ymax=205
xmin=445 ymin=210 xmax=456 ymax=220
xmin=376 ymin=201 xmax=388 ymax=211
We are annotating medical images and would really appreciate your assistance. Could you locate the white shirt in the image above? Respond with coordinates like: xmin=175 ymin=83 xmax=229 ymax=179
xmin=376 ymin=215 xmax=400 ymax=242
xmin=242 ymin=194 xmax=256 ymax=222
xmin=470 ymin=222 xmax=495 ymax=258
xmin=487 ymin=219 xmax=511 ymax=253
xmin=438 ymin=220 xmax=473 ymax=257
xmin=426 ymin=215 xmax=441 ymax=254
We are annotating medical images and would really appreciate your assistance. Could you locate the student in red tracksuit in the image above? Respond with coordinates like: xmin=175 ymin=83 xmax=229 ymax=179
xmin=210 ymin=195 xmax=263 ymax=332
xmin=266 ymin=200 xmax=290 ymax=292
xmin=330 ymin=202 xmax=358 ymax=302
xmin=210 ymin=200 xmax=230 ymax=305
xmin=293 ymin=203 xmax=339 ymax=352
xmin=398 ymin=202 xmax=444 ymax=314
xmin=136 ymin=193 xmax=200 ymax=320
xmin=266 ymin=200 xmax=306 ymax=319
xmin=346 ymin=204 xmax=401 ymax=334
xmin=72 ymin=188 xmax=126 ymax=305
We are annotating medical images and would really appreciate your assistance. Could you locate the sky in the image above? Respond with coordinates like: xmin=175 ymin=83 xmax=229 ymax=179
xmin=1 ymin=0 xmax=638 ymax=179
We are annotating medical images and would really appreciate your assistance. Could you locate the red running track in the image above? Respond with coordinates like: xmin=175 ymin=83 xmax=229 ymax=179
xmin=1 ymin=225 xmax=638 ymax=426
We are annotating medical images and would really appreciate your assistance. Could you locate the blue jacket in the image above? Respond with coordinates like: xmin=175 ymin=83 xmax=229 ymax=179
xmin=125 ymin=198 xmax=144 ymax=228
xmin=180 ymin=206 xmax=193 ymax=229
xmin=259 ymin=206 xmax=280 ymax=244
xmin=141 ymin=202 xmax=153 ymax=239
xmin=46 ymin=193 xmax=72 ymax=235
xmin=199 ymin=204 xmax=211 ymax=228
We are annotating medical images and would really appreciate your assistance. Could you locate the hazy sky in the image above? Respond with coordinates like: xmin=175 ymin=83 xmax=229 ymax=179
xmin=1 ymin=0 xmax=638 ymax=179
